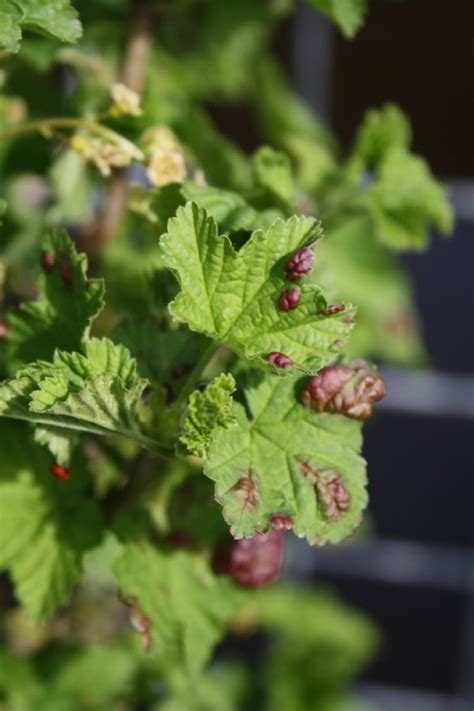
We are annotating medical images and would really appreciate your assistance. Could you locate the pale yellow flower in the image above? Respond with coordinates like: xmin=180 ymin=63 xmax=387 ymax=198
xmin=141 ymin=126 xmax=179 ymax=156
xmin=70 ymin=133 xmax=142 ymax=177
xmin=147 ymin=149 xmax=186 ymax=187
xmin=110 ymin=82 xmax=142 ymax=117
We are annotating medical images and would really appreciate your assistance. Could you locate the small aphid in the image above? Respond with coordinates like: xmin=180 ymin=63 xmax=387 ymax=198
xmin=321 ymin=303 xmax=345 ymax=316
xmin=49 ymin=463 xmax=70 ymax=481
xmin=285 ymin=247 xmax=313 ymax=280
xmin=266 ymin=352 xmax=293 ymax=368
xmin=278 ymin=288 xmax=301 ymax=311
xmin=41 ymin=250 xmax=56 ymax=273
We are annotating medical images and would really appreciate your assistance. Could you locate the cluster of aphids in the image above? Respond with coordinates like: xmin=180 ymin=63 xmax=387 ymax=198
xmin=266 ymin=247 xmax=345 ymax=369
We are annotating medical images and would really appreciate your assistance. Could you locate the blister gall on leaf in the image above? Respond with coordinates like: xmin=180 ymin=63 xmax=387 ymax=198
xmin=278 ymin=288 xmax=301 ymax=311
xmin=214 ymin=531 xmax=284 ymax=588
xmin=285 ymin=247 xmax=313 ymax=280
xmin=266 ymin=352 xmax=293 ymax=368
xmin=301 ymin=360 xmax=386 ymax=419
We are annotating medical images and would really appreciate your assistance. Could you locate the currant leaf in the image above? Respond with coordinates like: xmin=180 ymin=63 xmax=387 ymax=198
xmin=305 ymin=0 xmax=367 ymax=38
xmin=251 ymin=146 xmax=295 ymax=209
xmin=318 ymin=215 xmax=427 ymax=364
xmin=34 ymin=425 xmax=76 ymax=467
xmin=114 ymin=545 xmax=245 ymax=679
xmin=161 ymin=203 xmax=354 ymax=373
xmin=113 ymin=318 xmax=201 ymax=387
xmin=6 ymin=230 xmax=105 ymax=373
xmin=0 ymin=0 xmax=82 ymax=53
xmin=180 ymin=373 xmax=236 ymax=458
xmin=0 ymin=421 xmax=102 ymax=621
xmin=150 ymin=181 xmax=284 ymax=233
xmin=0 ymin=339 xmax=151 ymax=450
xmin=204 ymin=371 xmax=368 ymax=545
xmin=349 ymin=104 xmax=412 ymax=171
xmin=368 ymin=148 xmax=453 ymax=251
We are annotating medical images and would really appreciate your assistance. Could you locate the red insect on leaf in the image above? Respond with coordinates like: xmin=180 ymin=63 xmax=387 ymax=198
xmin=49 ymin=463 xmax=70 ymax=481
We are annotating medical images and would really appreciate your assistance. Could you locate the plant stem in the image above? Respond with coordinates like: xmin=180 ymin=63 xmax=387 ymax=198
xmin=0 ymin=116 xmax=140 ymax=155
xmin=172 ymin=341 xmax=220 ymax=413
xmin=96 ymin=0 xmax=153 ymax=248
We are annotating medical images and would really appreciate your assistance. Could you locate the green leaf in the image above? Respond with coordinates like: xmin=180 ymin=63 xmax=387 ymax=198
xmin=368 ymin=148 xmax=454 ymax=251
xmin=6 ymin=230 xmax=105 ymax=373
xmin=255 ymin=586 xmax=378 ymax=709
xmin=52 ymin=645 xmax=137 ymax=708
xmin=0 ymin=646 xmax=137 ymax=710
xmin=254 ymin=60 xmax=336 ymax=191
xmin=113 ymin=318 xmax=201 ymax=387
xmin=114 ymin=545 xmax=245 ymax=679
xmin=159 ymin=664 xmax=248 ymax=711
xmin=0 ymin=0 xmax=82 ymax=53
xmin=20 ymin=0 xmax=82 ymax=42
xmin=204 ymin=371 xmax=367 ymax=544
xmin=0 ymin=1 xmax=22 ymax=52
xmin=151 ymin=181 xmax=284 ymax=233
xmin=0 ymin=420 xmax=102 ymax=620
xmin=180 ymin=373 xmax=236 ymax=458
xmin=34 ymin=425 xmax=76 ymax=467
xmin=349 ymin=104 xmax=412 ymax=170
xmin=251 ymin=145 xmax=295 ymax=208
xmin=0 ymin=338 xmax=150 ymax=447
xmin=318 ymin=215 xmax=427 ymax=365
xmin=161 ymin=203 xmax=354 ymax=373
xmin=306 ymin=0 xmax=367 ymax=38
xmin=49 ymin=148 xmax=93 ymax=223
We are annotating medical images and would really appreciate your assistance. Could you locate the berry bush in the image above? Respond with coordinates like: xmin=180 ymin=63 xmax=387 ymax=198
xmin=0 ymin=1 xmax=453 ymax=708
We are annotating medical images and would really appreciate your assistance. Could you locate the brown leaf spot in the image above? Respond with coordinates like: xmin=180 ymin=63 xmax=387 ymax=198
xmin=232 ymin=469 xmax=259 ymax=510
xmin=315 ymin=469 xmax=351 ymax=522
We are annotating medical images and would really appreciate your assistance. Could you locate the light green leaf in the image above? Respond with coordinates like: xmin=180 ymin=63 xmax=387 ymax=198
xmin=0 ymin=420 xmax=102 ymax=621
xmin=204 ymin=371 xmax=367 ymax=544
xmin=180 ymin=373 xmax=236 ymax=458
xmin=49 ymin=148 xmax=93 ymax=223
xmin=0 ymin=0 xmax=82 ymax=53
xmin=349 ymin=104 xmax=412 ymax=170
xmin=0 ymin=1 xmax=22 ymax=52
xmin=113 ymin=318 xmax=201 ymax=387
xmin=34 ymin=425 xmax=76 ymax=467
xmin=0 ymin=338 xmax=150 ymax=447
xmin=52 ymin=646 xmax=137 ymax=708
xmin=251 ymin=145 xmax=295 ymax=208
xmin=306 ymin=0 xmax=367 ymax=38
xmin=114 ymin=545 xmax=245 ymax=679
xmin=369 ymin=148 xmax=454 ymax=251
xmin=255 ymin=585 xmax=378 ymax=710
xmin=162 ymin=203 xmax=354 ymax=373
xmin=20 ymin=0 xmax=82 ymax=42
xmin=6 ymin=230 xmax=105 ymax=373
xmin=150 ymin=181 xmax=284 ymax=233
xmin=254 ymin=60 xmax=336 ymax=191
xmin=0 ymin=646 xmax=137 ymax=710
xmin=182 ymin=182 xmax=283 ymax=231
xmin=318 ymin=215 xmax=426 ymax=365
xmin=159 ymin=664 xmax=248 ymax=711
